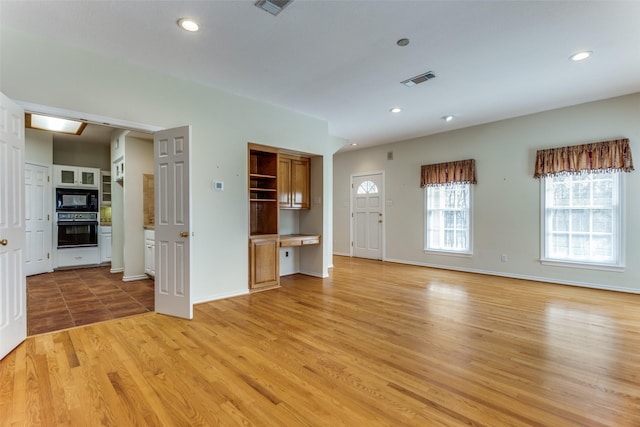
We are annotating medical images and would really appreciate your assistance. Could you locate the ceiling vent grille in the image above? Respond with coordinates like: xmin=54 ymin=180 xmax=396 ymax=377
xmin=401 ymin=71 xmax=436 ymax=87
xmin=255 ymin=0 xmax=295 ymax=16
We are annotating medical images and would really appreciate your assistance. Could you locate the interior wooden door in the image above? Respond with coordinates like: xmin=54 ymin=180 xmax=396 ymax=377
xmin=154 ymin=126 xmax=192 ymax=319
xmin=0 ymin=91 xmax=27 ymax=360
xmin=24 ymin=163 xmax=51 ymax=276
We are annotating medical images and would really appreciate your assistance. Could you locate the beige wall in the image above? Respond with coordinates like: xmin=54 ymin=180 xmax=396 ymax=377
xmin=334 ymin=93 xmax=640 ymax=293
xmin=122 ymin=136 xmax=154 ymax=279
xmin=53 ymin=139 xmax=110 ymax=171
xmin=25 ymin=129 xmax=52 ymax=164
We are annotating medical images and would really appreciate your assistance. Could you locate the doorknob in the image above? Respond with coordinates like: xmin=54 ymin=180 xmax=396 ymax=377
xmin=180 ymin=231 xmax=189 ymax=238
xmin=0 ymin=239 xmax=7 ymax=246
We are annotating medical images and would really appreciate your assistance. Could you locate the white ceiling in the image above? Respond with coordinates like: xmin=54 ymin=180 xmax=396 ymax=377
xmin=3 ymin=1 xmax=639 ymax=151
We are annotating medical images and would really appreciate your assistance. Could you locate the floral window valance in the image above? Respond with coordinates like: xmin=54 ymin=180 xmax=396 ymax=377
xmin=420 ymin=159 xmax=476 ymax=187
xmin=533 ymin=138 xmax=634 ymax=179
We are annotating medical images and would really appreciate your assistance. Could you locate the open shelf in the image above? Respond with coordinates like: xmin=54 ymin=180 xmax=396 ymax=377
xmin=248 ymin=144 xmax=279 ymax=236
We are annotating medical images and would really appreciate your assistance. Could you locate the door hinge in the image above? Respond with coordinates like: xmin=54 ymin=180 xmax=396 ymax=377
xmin=351 ymin=241 xmax=353 ymax=247
xmin=47 ymin=253 xmax=50 ymax=259
xmin=351 ymin=213 xmax=354 ymax=218
xmin=47 ymin=175 xmax=50 ymax=182
xmin=47 ymin=214 xmax=50 ymax=221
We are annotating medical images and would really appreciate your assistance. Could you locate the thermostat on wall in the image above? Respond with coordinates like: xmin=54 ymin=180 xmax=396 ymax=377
xmin=213 ymin=181 xmax=224 ymax=191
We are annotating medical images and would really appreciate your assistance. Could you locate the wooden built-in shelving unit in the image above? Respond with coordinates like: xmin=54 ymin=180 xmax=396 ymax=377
xmin=248 ymin=144 xmax=280 ymax=290
xmin=249 ymin=145 xmax=279 ymax=236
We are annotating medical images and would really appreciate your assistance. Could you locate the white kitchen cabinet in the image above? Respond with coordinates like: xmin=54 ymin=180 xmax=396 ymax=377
xmin=100 ymin=226 xmax=112 ymax=263
xmin=144 ymin=229 xmax=155 ymax=278
xmin=100 ymin=171 xmax=112 ymax=206
xmin=56 ymin=247 xmax=99 ymax=268
xmin=54 ymin=165 xmax=100 ymax=188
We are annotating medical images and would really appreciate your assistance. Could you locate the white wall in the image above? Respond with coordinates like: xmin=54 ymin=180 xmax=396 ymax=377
xmin=334 ymin=93 xmax=640 ymax=293
xmin=110 ymin=131 xmax=127 ymax=273
xmin=1 ymin=27 xmax=344 ymax=302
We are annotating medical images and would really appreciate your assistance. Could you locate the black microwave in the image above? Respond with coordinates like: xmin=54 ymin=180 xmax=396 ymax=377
xmin=55 ymin=188 xmax=99 ymax=212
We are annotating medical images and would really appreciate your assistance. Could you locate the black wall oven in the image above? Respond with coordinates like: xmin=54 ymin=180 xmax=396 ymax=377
xmin=56 ymin=188 xmax=99 ymax=212
xmin=57 ymin=212 xmax=99 ymax=248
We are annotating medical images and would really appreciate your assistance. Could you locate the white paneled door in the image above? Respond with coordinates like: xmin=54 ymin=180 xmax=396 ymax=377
xmin=25 ymin=163 xmax=51 ymax=276
xmin=154 ymin=126 xmax=192 ymax=319
xmin=0 ymin=92 xmax=27 ymax=360
xmin=352 ymin=172 xmax=384 ymax=260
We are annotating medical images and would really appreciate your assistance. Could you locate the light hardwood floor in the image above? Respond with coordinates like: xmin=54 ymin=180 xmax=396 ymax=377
xmin=2 ymin=256 xmax=639 ymax=426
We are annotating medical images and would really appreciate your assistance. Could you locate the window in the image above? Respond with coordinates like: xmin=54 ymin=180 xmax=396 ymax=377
xmin=542 ymin=172 xmax=623 ymax=268
xmin=425 ymin=183 xmax=472 ymax=254
xmin=357 ymin=180 xmax=378 ymax=195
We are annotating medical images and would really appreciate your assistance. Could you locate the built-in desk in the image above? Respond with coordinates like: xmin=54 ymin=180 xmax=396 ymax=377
xmin=279 ymin=234 xmax=321 ymax=247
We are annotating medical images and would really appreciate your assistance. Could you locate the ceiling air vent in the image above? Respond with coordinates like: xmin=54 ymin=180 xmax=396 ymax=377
xmin=401 ymin=71 xmax=436 ymax=87
xmin=255 ymin=0 xmax=295 ymax=16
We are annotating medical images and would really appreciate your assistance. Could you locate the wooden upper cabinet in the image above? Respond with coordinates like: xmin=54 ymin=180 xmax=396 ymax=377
xmin=278 ymin=156 xmax=292 ymax=208
xmin=279 ymin=154 xmax=310 ymax=210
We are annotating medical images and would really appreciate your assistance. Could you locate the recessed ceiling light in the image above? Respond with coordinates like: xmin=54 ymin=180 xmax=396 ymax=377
xmin=397 ymin=38 xmax=410 ymax=47
xmin=178 ymin=18 xmax=199 ymax=32
xmin=350 ymin=143 xmax=358 ymax=146
xmin=390 ymin=107 xmax=402 ymax=113
xmin=442 ymin=115 xmax=454 ymax=122
xmin=570 ymin=51 xmax=592 ymax=61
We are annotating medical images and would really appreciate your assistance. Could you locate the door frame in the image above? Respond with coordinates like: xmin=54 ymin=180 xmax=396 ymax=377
xmin=15 ymin=101 xmax=193 ymax=317
xmin=350 ymin=170 xmax=386 ymax=260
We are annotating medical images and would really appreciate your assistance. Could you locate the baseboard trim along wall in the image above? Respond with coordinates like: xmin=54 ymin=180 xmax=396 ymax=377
xmin=383 ymin=257 xmax=640 ymax=295
xmin=193 ymin=289 xmax=249 ymax=305
xmin=122 ymin=274 xmax=149 ymax=282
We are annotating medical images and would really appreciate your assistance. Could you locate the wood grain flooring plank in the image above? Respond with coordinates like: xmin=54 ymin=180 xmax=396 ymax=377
xmin=4 ymin=256 xmax=640 ymax=426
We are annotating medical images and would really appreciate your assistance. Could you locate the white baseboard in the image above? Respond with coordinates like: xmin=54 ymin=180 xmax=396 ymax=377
xmin=122 ymin=274 xmax=148 ymax=282
xmin=383 ymin=258 xmax=640 ymax=295
xmin=110 ymin=267 xmax=124 ymax=274
xmin=193 ymin=289 xmax=249 ymax=305
xmin=299 ymin=270 xmax=328 ymax=278
xmin=333 ymin=251 xmax=350 ymax=257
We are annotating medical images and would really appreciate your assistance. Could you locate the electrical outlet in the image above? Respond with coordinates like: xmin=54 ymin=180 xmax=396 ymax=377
xmin=501 ymin=254 xmax=508 ymax=262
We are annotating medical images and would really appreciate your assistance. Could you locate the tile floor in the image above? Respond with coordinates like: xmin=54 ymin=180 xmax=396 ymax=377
xmin=27 ymin=266 xmax=154 ymax=335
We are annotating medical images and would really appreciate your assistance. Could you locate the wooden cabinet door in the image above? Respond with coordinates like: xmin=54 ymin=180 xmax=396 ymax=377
xmin=279 ymin=154 xmax=310 ymax=210
xmin=249 ymin=236 xmax=279 ymax=290
xmin=278 ymin=157 xmax=292 ymax=208
xmin=291 ymin=158 xmax=310 ymax=209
